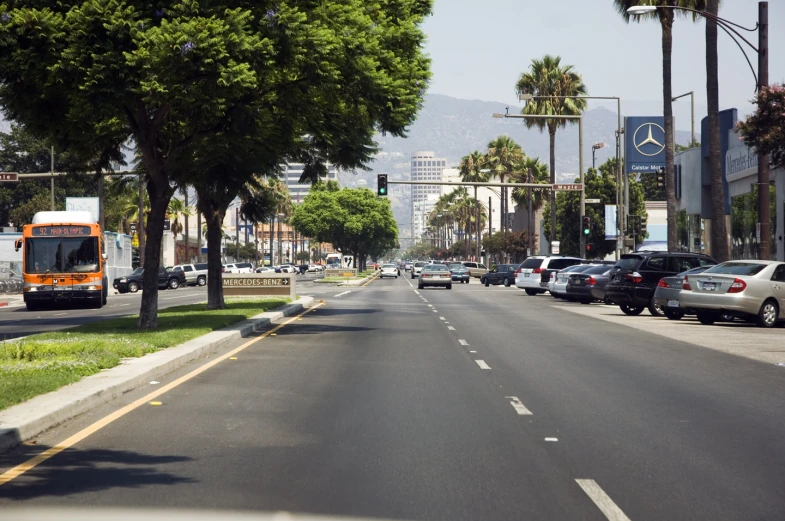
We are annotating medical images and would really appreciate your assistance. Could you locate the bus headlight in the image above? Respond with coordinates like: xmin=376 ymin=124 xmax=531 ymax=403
xmin=24 ymin=286 xmax=37 ymax=292
xmin=86 ymin=285 xmax=98 ymax=291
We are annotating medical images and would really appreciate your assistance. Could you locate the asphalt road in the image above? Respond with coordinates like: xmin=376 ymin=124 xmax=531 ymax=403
xmin=2 ymin=274 xmax=785 ymax=520
xmin=0 ymin=273 xmax=325 ymax=339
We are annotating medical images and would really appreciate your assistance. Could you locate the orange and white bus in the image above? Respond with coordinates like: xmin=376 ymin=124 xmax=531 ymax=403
xmin=15 ymin=211 xmax=107 ymax=311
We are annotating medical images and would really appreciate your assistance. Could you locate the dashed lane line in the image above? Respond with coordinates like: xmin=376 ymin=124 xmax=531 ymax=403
xmin=458 ymin=339 xmax=469 ymax=346
xmin=575 ymin=479 xmax=632 ymax=521
xmin=475 ymin=360 xmax=491 ymax=370
xmin=505 ymin=396 xmax=533 ymax=415
xmin=334 ymin=291 xmax=352 ymax=297
xmin=447 ymin=326 xmax=456 ymax=331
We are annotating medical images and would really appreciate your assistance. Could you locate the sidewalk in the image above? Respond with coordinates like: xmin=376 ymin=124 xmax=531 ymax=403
xmin=0 ymin=294 xmax=24 ymax=308
xmin=0 ymin=296 xmax=315 ymax=453
xmin=554 ymin=303 xmax=785 ymax=365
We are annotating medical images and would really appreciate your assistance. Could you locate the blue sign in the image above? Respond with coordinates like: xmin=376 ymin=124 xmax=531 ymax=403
xmin=625 ymin=116 xmax=666 ymax=173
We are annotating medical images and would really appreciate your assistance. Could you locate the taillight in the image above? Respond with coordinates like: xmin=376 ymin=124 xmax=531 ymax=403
xmin=657 ymin=279 xmax=669 ymax=288
xmin=682 ymin=276 xmax=691 ymax=290
xmin=586 ymin=276 xmax=597 ymax=285
xmin=532 ymin=268 xmax=543 ymax=274
xmin=728 ymin=278 xmax=747 ymax=293
xmin=515 ymin=268 xmax=522 ymax=274
xmin=625 ymin=272 xmax=643 ymax=284
xmin=549 ymin=273 xmax=555 ymax=280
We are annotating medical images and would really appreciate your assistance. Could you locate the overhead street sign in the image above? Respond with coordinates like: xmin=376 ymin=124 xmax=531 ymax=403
xmin=0 ymin=172 xmax=19 ymax=181
xmin=552 ymin=183 xmax=583 ymax=191
xmin=585 ymin=198 xmax=601 ymax=203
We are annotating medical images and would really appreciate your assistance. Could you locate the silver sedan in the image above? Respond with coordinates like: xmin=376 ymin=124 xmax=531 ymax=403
xmin=679 ymin=260 xmax=785 ymax=327
xmin=418 ymin=264 xmax=452 ymax=290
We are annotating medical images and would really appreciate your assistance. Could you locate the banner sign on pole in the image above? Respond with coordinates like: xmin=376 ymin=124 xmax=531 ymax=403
xmin=605 ymin=204 xmax=619 ymax=240
xmin=625 ymin=116 xmax=667 ymax=173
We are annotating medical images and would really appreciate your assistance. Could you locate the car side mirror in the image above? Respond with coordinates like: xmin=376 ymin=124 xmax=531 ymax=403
xmin=101 ymin=253 xmax=108 ymax=261
xmin=14 ymin=238 xmax=22 ymax=252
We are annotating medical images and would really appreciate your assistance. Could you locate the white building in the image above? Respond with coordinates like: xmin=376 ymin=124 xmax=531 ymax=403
xmin=413 ymin=195 xmax=440 ymax=240
xmin=411 ymin=151 xmax=447 ymax=202
xmin=281 ymin=163 xmax=341 ymax=205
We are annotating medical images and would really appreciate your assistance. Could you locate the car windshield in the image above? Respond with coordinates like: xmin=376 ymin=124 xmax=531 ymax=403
xmin=423 ymin=265 xmax=448 ymax=271
xmin=703 ymin=262 xmax=768 ymax=276
xmin=583 ymin=265 xmax=611 ymax=275
xmin=520 ymin=258 xmax=544 ymax=269
xmin=449 ymin=264 xmax=464 ymax=270
xmin=679 ymin=265 xmax=714 ymax=276
xmin=563 ymin=265 xmax=593 ymax=274
xmin=614 ymin=255 xmax=643 ymax=270
xmin=414 ymin=262 xmax=425 ymax=267
xmin=382 ymin=264 xmax=396 ymax=268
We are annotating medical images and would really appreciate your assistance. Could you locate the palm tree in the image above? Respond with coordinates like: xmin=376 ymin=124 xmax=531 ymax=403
xmin=485 ymin=136 xmax=524 ymax=260
xmin=705 ymin=0 xmax=728 ymax=261
xmin=458 ymin=150 xmax=491 ymax=254
xmin=167 ymin=198 xmax=190 ymax=264
xmin=269 ymin=179 xmax=294 ymax=264
xmin=614 ymin=1 xmax=711 ymax=252
xmin=515 ymin=55 xmax=587 ymax=253
xmin=510 ymin=156 xmax=550 ymax=254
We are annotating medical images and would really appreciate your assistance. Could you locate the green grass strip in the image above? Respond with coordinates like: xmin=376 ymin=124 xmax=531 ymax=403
xmin=0 ymin=298 xmax=289 ymax=411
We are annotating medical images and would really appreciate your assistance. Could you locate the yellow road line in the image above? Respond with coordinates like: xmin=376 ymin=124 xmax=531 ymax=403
xmin=362 ymin=272 xmax=380 ymax=287
xmin=0 ymin=302 xmax=322 ymax=487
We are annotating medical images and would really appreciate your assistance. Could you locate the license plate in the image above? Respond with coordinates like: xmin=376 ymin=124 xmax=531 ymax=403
xmin=576 ymin=279 xmax=584 ymax=285
xmin=524 ymin=273 xmax=530 ymax=278
xmin=667 ymin=299 xmax=679 ymax=307
xmin=614 ymin=275 xmax=622 ymax=282
xmin=702 ymin=282 xmax=716 ymax=291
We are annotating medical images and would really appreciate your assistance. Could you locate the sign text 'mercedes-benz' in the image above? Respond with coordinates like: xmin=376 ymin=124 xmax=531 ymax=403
xmin=223 ymin=277 xmax=289 ymax=287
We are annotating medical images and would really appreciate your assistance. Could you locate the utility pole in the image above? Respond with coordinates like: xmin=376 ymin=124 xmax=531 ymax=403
xmin=235 ymin=206 xmax=240 ymax=261
xmin=527 ymin=168 xmax=533 ymax=257
xmin=50 ymin=146 xmax=55 ymax=211
xmin=757 ymin=1 xmax=770 ymax=259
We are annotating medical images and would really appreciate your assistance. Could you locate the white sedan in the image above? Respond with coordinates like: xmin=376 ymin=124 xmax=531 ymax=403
xmin=380 ymin=264 xmax=399 ymax=278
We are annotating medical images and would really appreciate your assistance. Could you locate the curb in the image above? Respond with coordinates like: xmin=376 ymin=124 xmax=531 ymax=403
xmin=0 ymin=296 xmax=314 ymax=453
xmin=340 ymin=271 xmax=380 ymax=286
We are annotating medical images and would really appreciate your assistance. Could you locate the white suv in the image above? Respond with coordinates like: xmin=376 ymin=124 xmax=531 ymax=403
xmin=222 ymin=262 xmax=254 ymax=274
xmin=410 ymin=261 xmax=426 ymax=279
xmin=515 ymin=256 xmax=582 ymax=295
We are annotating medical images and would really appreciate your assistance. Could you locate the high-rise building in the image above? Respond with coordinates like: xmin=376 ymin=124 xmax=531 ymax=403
xmin=410 ymin=151 xmax=447 ymax=241
xmin=282 ymin=163 xmax=341 ymax=204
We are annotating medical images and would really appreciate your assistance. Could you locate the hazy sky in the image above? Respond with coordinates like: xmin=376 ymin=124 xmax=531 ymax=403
xmin=422 ymin=0 xmax=783 ymax=129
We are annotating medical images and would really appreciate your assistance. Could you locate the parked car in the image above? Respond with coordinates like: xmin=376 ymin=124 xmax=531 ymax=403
xmin=678 ymin=260 xmax=785 ymax=327
xmin=418 ymin=264 xmax=452 ymax=290
xmin=255 ymin=266 xmax=275 ymax=273
xmin=551 ymin=264 xmax=597 ymax=299
xmin=411 ymin=261 xmax=426 ymax=279
xmin=481 ymin=264 xmax=518 ymax=287
xmin=461 ymin=261 xmax=488 ymax=279
xmin=171 ymin=263 xmax=209 ymax=286
xmin=605 ymin=251 xmax=717 ymax=316
xmin=380 ymin=264 xmax=399 ymax=278
xmin=307 ymin=264 xmax=321 ymax=273
xmin=515 ymin=256 xmax=583 ymax=295
xmin=448 ymin=263 xmax=470 ymax=284
xmin=113 ymin=266 xmax=185 ymax=294
xmin=652 ymin=265 xmax=716 ymax=319
xmin=276 ymin=265 xmax=297 ymax=274
xmin=565 ymin=264 xmax=615 ymax=304
xmin=222 ymin=262 xmax=254 ymax=274
xmin=403 ymin=262 xmax=412 ymax=272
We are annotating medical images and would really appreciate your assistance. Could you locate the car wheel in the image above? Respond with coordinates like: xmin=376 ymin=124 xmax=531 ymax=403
xmin=504 ymin=278 xmax=510 ymax=287
xmin=169 ymin=278 xmax=180 ymax=290
xmin=648 ymin=297 xmax=665 ymax=317
xmin=128 ymin=281 xmax=139 ymax=293
xmin=525 ymin=289 xmax=538 ymax=296
xmin=663 ymin=309 xmax=684 ymax=320
xmin=197 ymin=276 xmax=206 ymax=286
xmin=620 ymin=304 xmax=644 ymax=316
xmin=696 ymin=311 xmax=717 ymax=325
xmin=446 ymin=284 xmax=452 ymax=290
xmin=418 ymin=283 xmax=424 ymax=290
xmin=756 ymin=299 xmax=779 ymax=328
xmin=484 ymin=282 xmax=489 ymax=287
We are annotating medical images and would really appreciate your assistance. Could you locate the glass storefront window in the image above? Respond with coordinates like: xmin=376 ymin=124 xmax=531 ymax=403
xmin=730 ymin=184 xmax=777 ymax=260
xmin=676 ymin=211 xmax=702 ymax=253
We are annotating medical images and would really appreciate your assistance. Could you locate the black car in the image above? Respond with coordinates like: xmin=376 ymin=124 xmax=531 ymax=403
xmin=604 ymin=252 xmax=716 ymax=316
xmin=565 ymin=264 xmax=615 ymax=304
xmin=113 ymin=266 xmax=186 ymax=294
xmin=481 ymin=264 xmax=518 ymax=287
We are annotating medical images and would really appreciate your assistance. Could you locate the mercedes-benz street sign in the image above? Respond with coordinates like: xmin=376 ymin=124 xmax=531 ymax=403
xmin=625 ymin=116 xmax=667 ymax=174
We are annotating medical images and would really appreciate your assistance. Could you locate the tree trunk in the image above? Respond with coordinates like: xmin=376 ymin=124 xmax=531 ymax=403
xmin=706 ymin=0 xmax=728 ymax=261
xmin=137 ymin=178 xmax=175 ymax=329
xmin=661 ymin=12 xmax=677 ymax=251
xmin=97 ymin=170 xmax=105 ymax=232
xmin=138 ymin=174 xmax=146 ymax=266
xmin=203 ymin=204 xmax=227 ymax=310
xmin=549 ymin=129 xmax=557 ymax=251
xmin=277 ymin=215 xmax=282 ymax=265
xmin=196 ymin=202 xmax=201 ymax=263
xmin=184 ymin=190 xmax=190 ymax=264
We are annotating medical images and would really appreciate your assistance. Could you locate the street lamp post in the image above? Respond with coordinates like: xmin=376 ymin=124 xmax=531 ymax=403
xmin=494 ymin=111 xmax=586 ymax=258
xmin=628 ymin=1 xmax=769 ymax=259
xmin=519 ymin=93 xmax=624 ymax=258
xmin=672 ymin=91 xmax=695 ymax=146
xmin=592 ymin=142 xmax=605 ymax=170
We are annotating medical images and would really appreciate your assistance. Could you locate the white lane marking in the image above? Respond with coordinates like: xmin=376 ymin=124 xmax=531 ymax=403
xmin=163 ymin=295 xmax=193 ymax=300
xmin=334 ymin=291 xmax=351 ymax=297
xmin=469 ymin=350 xmax=477 ymax=353
xmin=422 ymin=299 xmax=428 ymax=303
xmin=575 ymin=479 xmax=632 ymax=521
xmin=505 ymin=396 xmax=533 ymax=415
xmin=447 ymin=326 xmax=456 ymax=330
xmin=413 ymin=289 xmax=419 ymax=294
xmin=428 ymin=304 xmax=433 ymax=308
xmin=545 ymin=437 xmax=559 ymax=442
xmin=458 ymin=339 xmax=469 ymax=346
xmin=439 ymin=316 xmax=445 ymax=321
xmin=53 ymin=312 xmax=67 ymax=316
xmin=475 ymin=360 xmax=491 ymax=370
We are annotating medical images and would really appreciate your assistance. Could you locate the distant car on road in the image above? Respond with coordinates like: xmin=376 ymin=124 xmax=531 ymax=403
xmin=481 ymin=264 xmax=518 ymax=287
xmin=461 ymin=261 xmax=488 ymax=279
xmin=448 ymin=263 xmax=470 ymax=284
xmin=418 ymin=263 xmax=452 ymax=290
xmin=565 ymin=264 xmax=615 ymax=304
xmin=411 ymin=261 xmax=426 ymax=279
xmin=307 ymin=264 xmax=322 ymax=273
xmin=171 ymin=263 xmax=208 ymax=286
xmin=222 ymin=262 xmax=254 ymax=274
xmin=551 ymin=264 xmax=597 ymax=299
xmin=679 ymin=260 xmax=785 ymax=327
xmin=515 ymin=256 xmax=583 ymax=295
xmin=255 ymin=266 xmax=275 ymax=273
xmin=113 ymin=266 xmax=185 ymax=294
xmin=380 ymin=264 xmax=399 ymax=278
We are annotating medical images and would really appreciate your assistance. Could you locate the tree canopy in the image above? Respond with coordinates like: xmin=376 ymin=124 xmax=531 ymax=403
xmin=737 ymin=84 xmax=785 ymax=170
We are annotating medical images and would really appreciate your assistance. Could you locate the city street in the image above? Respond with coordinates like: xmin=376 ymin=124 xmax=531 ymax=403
xmin=2 ymin=276 xmax=785 ymax=520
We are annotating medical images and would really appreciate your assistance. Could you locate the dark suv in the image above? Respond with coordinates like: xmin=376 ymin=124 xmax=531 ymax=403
xmin=481 ymin=264 xmax=518 ymax=287
xmin=113 ymin=266 xmax=186 ymax=294
xmin=605 ymin=251 xmax=716 ymax=316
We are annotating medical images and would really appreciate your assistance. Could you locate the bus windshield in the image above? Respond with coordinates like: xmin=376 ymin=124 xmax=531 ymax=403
xmin=25 ymin=237 xmax=100 ymax=274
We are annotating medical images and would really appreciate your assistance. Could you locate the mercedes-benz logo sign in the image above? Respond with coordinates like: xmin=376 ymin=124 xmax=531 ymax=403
xmin=633 ymin=122 xmax=665 ymax=157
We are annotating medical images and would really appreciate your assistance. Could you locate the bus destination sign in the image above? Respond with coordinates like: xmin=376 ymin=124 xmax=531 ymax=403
xmin=32 ymin=226 xmax=92 ymax=237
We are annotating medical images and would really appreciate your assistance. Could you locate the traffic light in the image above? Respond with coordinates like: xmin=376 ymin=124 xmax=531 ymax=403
xmin=656 ymin=167 xmax=665 ymax=188
xmin=377 ymin=174 xmax=388 ymax=196
xmin=640 ymin=215 xmax=648 ymax=235
xmin=586 ymin=243 xmax=595 ymax=256
xmin=582 ymin=215 xmax=591 ymax=236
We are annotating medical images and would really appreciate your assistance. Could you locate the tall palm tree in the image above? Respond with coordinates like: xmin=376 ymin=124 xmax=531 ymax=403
xmin=167 ymin=197 xmax=190 ymax=264
xmin=269 ymin=179 xmax=294 ymax=264
xmin=515 ymin=55 xmax=587 ymax=253
xmin=705 ymin=0 xmax=727 ymax=260
xmin=614 ymin=1 xmax=710 ymax=252
xmin=511 ymin=156 xmax=550 ymax=253
xmin=458 ymin=150 xmax=491 ymax=253
xmin=485 ymin=136 xmax=524 ymax=261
